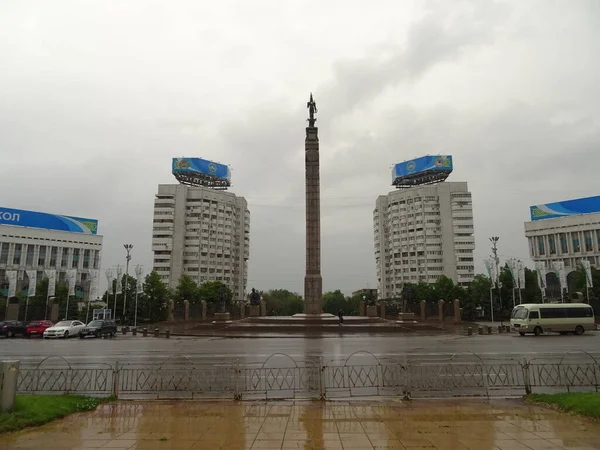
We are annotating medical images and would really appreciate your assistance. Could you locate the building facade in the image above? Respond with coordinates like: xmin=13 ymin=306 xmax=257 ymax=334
xmin=0 ymin=214 xmax=103 ymax=300
xmin=524 ymin=213 xmax=600 ymax=273
xmin=374 ymin=182 xmax=475 ymax=299
xmin=152 ymin=184 xmax=250 ymax=300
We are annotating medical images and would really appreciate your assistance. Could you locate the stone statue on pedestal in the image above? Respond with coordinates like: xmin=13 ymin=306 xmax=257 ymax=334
xmin=307 ymin=93 xmax=318 ymax=127
xmin=249 ymin=287 xmax=260 ymax=305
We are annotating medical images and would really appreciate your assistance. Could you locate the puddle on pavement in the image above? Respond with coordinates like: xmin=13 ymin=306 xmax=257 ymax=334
xmin=2 ymin=399 xmax=600 ymax=449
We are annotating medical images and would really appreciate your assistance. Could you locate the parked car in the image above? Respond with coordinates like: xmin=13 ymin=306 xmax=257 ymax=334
xmin=79 ymin=320 xmax=117 ymax=338
xmin=26 ymin=320 xmax=54 ymax=337
xmin=43 ymin=320 xmax=85 ymax=339
xmin=0 ymin=321 xmax=27 ymax=338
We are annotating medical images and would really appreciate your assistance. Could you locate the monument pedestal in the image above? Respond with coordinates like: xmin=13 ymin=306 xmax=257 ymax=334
xmin=212 ymin=312 xmax=232 ymax=324
xmin=249 ymin=305 xmax=261 ymax=317
xmin=366 ymin=305 xmax=378 ymax=317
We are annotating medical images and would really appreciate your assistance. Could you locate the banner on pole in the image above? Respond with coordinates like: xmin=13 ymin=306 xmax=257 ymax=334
xmin=115 ymin=265 xmax=123 ymax=294
xmin=26 ymin=270 xmax=37 ymax=297
xmin=582 ymin=260 xmax=593 ymax=288
xmin=535 ymin=262 xmax=546 ymax=292
xmin=552 ymin=261 xmax=566 ymax=293
xmin=507 ymin=259 xmax=518 ymax=288
xmin=88 ymin=270 xmax=99 ymax=301
xmin=105 ymin=269 xmax=113 ymax=296
xmin=7 ymin=270 xmax=18 ymax=298
xmin=45 ymin=270 xmax=56 ymax=297
xmin=518 ymin=261 xmax=526 ymax=290
xmin=66 ymin=269 xmax=77 ymax=296
xmin=135 ymin=265 xmax=143 ymax=294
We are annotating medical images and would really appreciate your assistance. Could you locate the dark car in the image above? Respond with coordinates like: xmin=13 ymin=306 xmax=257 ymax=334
xmin=0 ymin=321 xmax=27 ymax=338
xmin=79 ymin=320 xmax=117 ymax=338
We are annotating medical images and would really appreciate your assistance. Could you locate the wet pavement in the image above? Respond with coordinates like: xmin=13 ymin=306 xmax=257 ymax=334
xmin=2 ymin=399 xmax=600 ymax=449
xmin=2 ymin=333 xmax=599 ymax=366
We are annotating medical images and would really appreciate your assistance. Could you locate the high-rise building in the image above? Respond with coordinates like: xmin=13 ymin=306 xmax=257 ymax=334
xmin=152 ymin=159 xmax=249 ymax=300
xmin=0 ymin=206 xmax=102 ymax=301
xmin=374 ymin=156 xmax=475 ymax=299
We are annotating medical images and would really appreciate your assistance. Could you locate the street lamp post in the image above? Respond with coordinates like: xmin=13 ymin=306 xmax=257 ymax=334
xmin=122 ymin=244 xmax=133 ymax=325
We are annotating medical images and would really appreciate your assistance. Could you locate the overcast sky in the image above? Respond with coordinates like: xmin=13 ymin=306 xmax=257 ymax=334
xmin=1 ymin=0 xmax=599 ymax=296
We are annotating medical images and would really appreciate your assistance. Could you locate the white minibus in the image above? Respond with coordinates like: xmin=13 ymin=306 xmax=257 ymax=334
xmin=510 ymin=303 xmax=595 ymax=336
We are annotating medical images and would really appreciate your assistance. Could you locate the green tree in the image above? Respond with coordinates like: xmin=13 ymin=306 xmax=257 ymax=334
xmin=262 ymin=289 xmax=303 ymax=316
xmin=198 ymin=281 xmax=232 ymax=306
xmin=465 ymin=274 xmax=491 ymax=320
xmin=174 ymin=274 xmax=199 ymax=305
xmin=323 ymin=290 xmax=347 ymax=315
xmin=140 ymin=271 xmax=169 ymax=322
xmin=522 ymin=267 xmax=542 ymax=303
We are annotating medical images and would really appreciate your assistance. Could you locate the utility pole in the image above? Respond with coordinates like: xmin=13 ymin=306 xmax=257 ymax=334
xmin=122 ymin=244 xmax=133 ymax=325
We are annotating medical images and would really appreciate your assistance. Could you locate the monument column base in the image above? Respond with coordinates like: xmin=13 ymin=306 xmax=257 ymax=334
xmin=304 ymin=273 xmax=323 ymax=315
xmin=212 ymin=312 xmax=232 ymax=324
xmin=249 ymin=305 xmax=261 ymax=317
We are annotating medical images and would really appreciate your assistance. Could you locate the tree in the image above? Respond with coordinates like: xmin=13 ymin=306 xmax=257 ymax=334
xmin=465 ymin=274 xmax=491 ymax=320
xmin=262 ymin=289 xmax=303 ymax=316
xmin=174 ymin=274 xmax=199 ymax=305
xmin=140 ymin=271 xmax=169 ymax=322
xmin=198 ymin=281 xmax=232 ymax=306
xmin=323 ymin=290 xmax=347 ymax=315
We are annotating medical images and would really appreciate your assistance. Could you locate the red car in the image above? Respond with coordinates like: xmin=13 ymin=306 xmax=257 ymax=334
xmin=26 ymin=320 xmax=53 ymax=337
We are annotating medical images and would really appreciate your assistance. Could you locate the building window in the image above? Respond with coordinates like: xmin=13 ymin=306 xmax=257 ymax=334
xmin=0 ymin=243 xmax=9 ymax=264
xmin=83 ymin=249 xmax=90 ymax=269
xmin=38 ymin=246 xmax=47 ymax=266
xmin=26 ymin=245 xmax=34 ymax=265
xmin=61 ymin=248 xmax=68 ymax=268
xmin=538 ymin=236 xmax=545 ymax=256
xmin=572 ymin=233 xmax=580 ymax=253
xmin=50 ymin=247 xmax=57 ymax=267
xmin=548 ymin=236 xmax=556 ymax=254
xmin=13 ymin=244 xmax=22 ymax=265
xmin=584 ymin=231 xmax=593 ymax=252
xmin=560 ymin=234 xmax=568 ymax=254
xmin=72 ymin=248 xmax=80 ymax=268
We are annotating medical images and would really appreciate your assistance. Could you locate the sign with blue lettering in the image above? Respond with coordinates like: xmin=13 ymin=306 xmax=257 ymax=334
xmin=0 ymin=207 xmax=98 ymax=234
xmin=172 ymin=157 xmax=230 ymax=181
xmin=530 ymin=195 xmax=600 ymax=221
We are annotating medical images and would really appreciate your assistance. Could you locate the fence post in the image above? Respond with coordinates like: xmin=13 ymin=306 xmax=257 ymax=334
xmin=233 ymin=360 xmax=242 ymax=401
xmin=319 ymin=357 xmax=326 ymax=400
xmin=522 ymin=357 xmax=531 ymax=395
xmin=403 ymin=355 xmax=410 ymax=400
xmin=112 ymin=362 xmax=119 ymax=399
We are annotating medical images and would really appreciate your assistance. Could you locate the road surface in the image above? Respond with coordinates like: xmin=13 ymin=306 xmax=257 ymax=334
xmin=2 ymin=332 xmax=599 ymax=366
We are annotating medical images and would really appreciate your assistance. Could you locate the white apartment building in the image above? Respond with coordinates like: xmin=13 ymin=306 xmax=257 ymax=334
xmin=0 ymin=225 xmax=103 ymax=299
xmin=152 ymin=184 xmax=250 ymax=300
xmin=524 ymin=213 xmax=600 ymax=273
xmin=374 ymin=182 xmax=475 ymax=299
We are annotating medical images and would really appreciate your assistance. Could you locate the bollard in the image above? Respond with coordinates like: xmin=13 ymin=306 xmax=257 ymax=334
xmin=1 ymin=360 xmax=20 ymax=412
xmin=478 ymin=326 xmax=483 ymax=335
xmin=154 ymin=328 xmax=160 ymax=337
xmin=498 ymin=325 xmax=503 ymax=333
xmin=165 ymin=329 xmax=170 ymax=339
xmin=122 ymin=327 xmax=127 ymax=335
xmin=487 ymin=326 xmax=492 ymax=335
xmin=505 ymin=325 xmax=511 ymax=333
xmin=132 ymin=328 xmax=137 ymax=336
xmin=142 ymin=328 xmax=148 ymax=337
xmin=467 ymin=327 xmax=473 ymax=336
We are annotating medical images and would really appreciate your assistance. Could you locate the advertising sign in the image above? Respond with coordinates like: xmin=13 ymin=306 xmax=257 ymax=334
xmin=26 ymin=270 xmax=37 ymax=297
xmin=530 ymin=195 xmax=600 ymax=221
xmin=484 ymin=258 xmax=498 ymax=284
xmin=172 ymin=158 xmax=231 ymax=181
xmin=392 ymin=155 xmax=453 ymax=181
xmin=0 ymin=206 xmax=98 ymax=234
xmin=45 ymin=270 xmax=56 ymax=297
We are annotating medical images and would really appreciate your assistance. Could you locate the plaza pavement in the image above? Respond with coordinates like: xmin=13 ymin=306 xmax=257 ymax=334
xmin=2 ymin=399 xmax=600 ymax=449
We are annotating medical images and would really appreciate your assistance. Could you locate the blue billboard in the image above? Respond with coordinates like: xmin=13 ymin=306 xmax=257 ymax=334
xmin=530 ymin=195 xmax=600 ymax=221
xmin=172 ymin=157 xmax=231 ymax=181
xmin=0 ymin=207 xmax=98 ymax=234
xmin=392 ymin=155 xmax=453 ymax=181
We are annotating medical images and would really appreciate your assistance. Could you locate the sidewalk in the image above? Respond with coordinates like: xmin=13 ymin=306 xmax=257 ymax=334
xmin=2 ymin=399 xmax=600 ymax=449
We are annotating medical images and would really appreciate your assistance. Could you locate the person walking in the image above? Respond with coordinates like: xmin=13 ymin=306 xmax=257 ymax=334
xmin=338 ymin=309 xmax=344 ymax=325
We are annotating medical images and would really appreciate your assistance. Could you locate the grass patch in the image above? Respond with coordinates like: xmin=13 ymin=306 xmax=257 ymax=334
xmin=0 ymin=395 xmax=112 ymax=434
xmin=526 ymin=393 xmax=600 ymax=419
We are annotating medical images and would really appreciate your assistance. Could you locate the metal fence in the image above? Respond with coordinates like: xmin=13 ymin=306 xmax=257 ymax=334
xmin=16 ymin=350 xmax=600 ymax=400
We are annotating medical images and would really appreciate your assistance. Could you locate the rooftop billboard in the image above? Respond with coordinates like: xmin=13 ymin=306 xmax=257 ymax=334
xmin=0 ymin=207 xmax=98 ymax=234
xmin=530 ymin=195 xmax=600 ymax=221
xmin=172 ymin=157 xmax=231 ymax=181
xmin=392 ymin=155 xmax=453 ymax=186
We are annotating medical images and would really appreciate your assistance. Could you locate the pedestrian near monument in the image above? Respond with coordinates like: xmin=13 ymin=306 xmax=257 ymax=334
xmin=338 ymin=309 xmax=344 ymax=325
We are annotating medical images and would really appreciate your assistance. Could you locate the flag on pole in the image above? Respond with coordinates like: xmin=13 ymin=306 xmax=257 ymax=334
xmin=26 ymin=270 xmax=37 ymax=297
xmin=115 ymin=265 xmax=123 ymax=294
xmin=88 ymin=270 xmax=99 ymax=300
xmin=535 ymin=262 xmax=546 ymax=292
xmin=582 ymin=260 xmax=593 ymax=288
xmin=105 ymin=269 xmax=113 ymax=296
xmin=552 ymin=261 xmax=566 ymax=293
xmin=507 ymin=259 xmax=518 ymax=288
xmin=7 ymin=271 xmax=18 ymax=298
xmin=45 ymin=270 xmax=56 ymax=297
xmin=135 ymin=265 xmax=144 ymax=294
xmin=518 ymin=261 xmax=526 ymax=290
xmin=66 ymin=269 xmax=77 ymax=296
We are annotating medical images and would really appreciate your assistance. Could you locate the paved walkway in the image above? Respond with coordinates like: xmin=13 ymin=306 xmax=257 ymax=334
xmin=2 ymin=399 xmax=600 ymax=449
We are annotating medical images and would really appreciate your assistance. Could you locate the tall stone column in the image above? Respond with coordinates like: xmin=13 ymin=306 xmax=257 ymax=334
xmin=304 ymin=94 xmax=323 ymax=315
